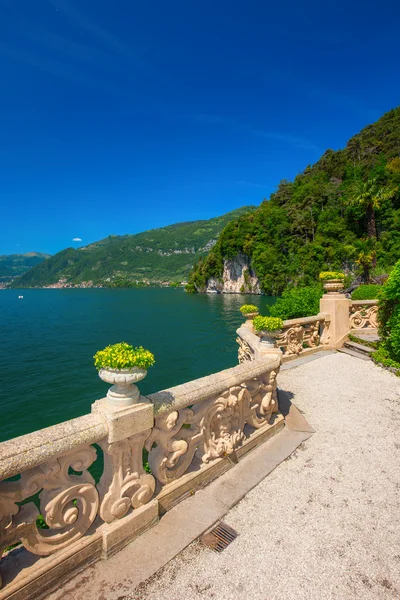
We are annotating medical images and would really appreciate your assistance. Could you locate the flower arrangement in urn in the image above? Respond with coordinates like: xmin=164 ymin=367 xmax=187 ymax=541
xmin=319 ymin=271 xmax=345 ymax=294
xmin=94 ymin=342 xmax=155 ymax=407
xmin=253 ymin=316 xmax=283 ymax=347
xmin=240 ymin=304 xmax=259 ymax=326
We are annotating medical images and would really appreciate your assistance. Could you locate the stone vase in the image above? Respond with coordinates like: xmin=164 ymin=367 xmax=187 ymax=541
xmin=99 ymin=367 xmax=147 ymax=407
xmin=258 ymin=329 xmax=282 ymax=348
xmin=323 ymin=279 xmax=344 ymax=295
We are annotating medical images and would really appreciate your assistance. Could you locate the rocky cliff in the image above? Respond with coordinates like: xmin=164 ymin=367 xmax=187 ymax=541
xmin=206 ymin=252 xmax=260 ymax=294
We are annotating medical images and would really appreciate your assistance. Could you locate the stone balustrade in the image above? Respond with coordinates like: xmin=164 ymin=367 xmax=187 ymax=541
xmin=237 ymin=293 xmax=380 ymax=363
xmin=237 ymin=313 xmax=331 ymax=361
xmin=0 ymin=353 xmax=282 ymax=598
xmin=275 ymin=314 xmax=331 ymax=356
xmin=349 ymin=300 xmax=378 ymax=330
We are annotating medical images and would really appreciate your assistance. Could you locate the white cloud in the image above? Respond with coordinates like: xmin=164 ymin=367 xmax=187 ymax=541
xmin=72 ymin=237 xmax=82 ymax=242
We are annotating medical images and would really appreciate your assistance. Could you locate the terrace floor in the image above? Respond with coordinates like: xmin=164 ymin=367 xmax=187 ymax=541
xmin=48 ymin=352 xmax=400 ymax=600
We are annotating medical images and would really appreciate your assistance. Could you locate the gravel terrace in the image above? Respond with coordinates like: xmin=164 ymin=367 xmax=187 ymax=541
xmin=126 ymin=352 xmax=400 ymax=600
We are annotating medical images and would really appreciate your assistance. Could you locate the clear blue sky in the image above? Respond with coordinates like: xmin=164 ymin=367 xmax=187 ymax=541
xmin=1 ymin=0 xmax=399 ymax=255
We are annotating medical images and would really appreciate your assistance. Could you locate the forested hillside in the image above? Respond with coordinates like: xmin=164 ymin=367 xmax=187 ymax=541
xmin=189 ymin=107 xmax=400 ymax=294
xmin=0 ymin=252 xmax=50 ymax=282
xmin=12 ymin=207 xmax=255 ymax=287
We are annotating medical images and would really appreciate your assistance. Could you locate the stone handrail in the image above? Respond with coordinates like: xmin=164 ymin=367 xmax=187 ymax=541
xmin=148 ymin=356 xmax=280 ymax=414
xmin=349 ymin=299 xmax=378 ymax=329
xmin=0 ymin=353 xmax=282 ymax=596
xmin=0 ymin=414 xmax=107 ymax=481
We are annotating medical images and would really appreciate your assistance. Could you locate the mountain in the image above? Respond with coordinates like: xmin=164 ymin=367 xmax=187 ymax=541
xmin=188 ymin=107 xmax=400 ymax=295
xmin=11 ymin=207 xmax=256 ymax=288
xmin=0 ymin=252 xmax=51 ymax=282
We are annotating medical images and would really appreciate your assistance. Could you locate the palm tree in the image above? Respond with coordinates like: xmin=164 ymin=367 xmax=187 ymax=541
xmin=346 ymin=177 xmax=397 ymax=239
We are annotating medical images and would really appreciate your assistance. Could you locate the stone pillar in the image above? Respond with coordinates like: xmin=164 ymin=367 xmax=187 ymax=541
xmin=91 ymin=396 xmax=158 ymax=558
xmin=319 ymin=293 xmax=351 ymax=348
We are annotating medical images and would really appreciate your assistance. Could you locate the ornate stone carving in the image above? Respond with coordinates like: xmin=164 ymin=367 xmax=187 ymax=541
xmin=0 ymin=445 xmax=99 ymax=587
xmin=320 ymin=317 xmax=331 ymax=345
xmin=98 ymin=430 xmax=155 ymax=523
xmin=237 ymin=336 xmax=254 ymax=363
xmin=275 ymin=320 xmax=322 ymax=356
xmin=350 ymin=304 xmax=378 ymax=329
xmin=146 ymin=370 xmax=279 ymax=486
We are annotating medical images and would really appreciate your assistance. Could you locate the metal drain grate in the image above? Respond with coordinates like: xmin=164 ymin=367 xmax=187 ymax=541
xmin=201 ymin=521 xmax=238 ymax=553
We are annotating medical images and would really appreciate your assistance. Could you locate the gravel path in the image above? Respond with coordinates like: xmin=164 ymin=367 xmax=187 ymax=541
xmin=127 ymin=353 xmax=400 ymax=600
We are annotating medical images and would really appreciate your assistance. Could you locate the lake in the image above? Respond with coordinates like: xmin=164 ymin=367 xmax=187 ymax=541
xmin=0 ymin=288 xmax=275 ymax=442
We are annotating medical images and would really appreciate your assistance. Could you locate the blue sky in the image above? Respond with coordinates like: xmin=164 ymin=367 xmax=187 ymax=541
xmin=1 ymin=0 xmax=399 ymax=255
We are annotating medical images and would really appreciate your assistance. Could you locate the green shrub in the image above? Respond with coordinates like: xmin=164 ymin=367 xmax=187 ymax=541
xmin=240 ymin=304 xmax=259 ymax=315
xmin=351 ymin=284 xmax=382 ymax=300
xmin=253 ymin=316 xmax=283 ymax=332
xmin=268 ymin=286 xmax=323 ymax=320
xmin=94 ymin=342 xmax=155 ymax=370
xmin=372 ymin=342 xmax=400 ymax=373
xmin=319 ymin=271 xmax=345 ymax=281
xmin=378 ymin=259 xmax=400 ymax=362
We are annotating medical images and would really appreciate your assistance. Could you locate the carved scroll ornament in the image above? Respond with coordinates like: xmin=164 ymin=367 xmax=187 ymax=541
xmin=275 ymin=320 xmax=322 ymax=356
xmin=146 ymin=369 xmax=279 ymax=486
xmin=237 ymin=336 xmax=254 ymax=363
xmin=350 ymin=304 xmax=378 ymax=329
xmin=0 ymin=445 xmax=99 ymax=588
xmin=98 ymin=430 xmax=155 ymax=523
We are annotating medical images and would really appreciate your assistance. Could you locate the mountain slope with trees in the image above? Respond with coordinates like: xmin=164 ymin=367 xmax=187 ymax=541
xmin=0 ymin=252 xmax=50 ymax=282
xmin=12 ymin=207 xmax=255 ymax=287
xmin=188 ymin=107 xmax=400 ymax=295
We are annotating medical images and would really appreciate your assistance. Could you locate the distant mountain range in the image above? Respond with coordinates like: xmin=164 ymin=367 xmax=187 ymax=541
xmin=10 ymin=207 xmax=256 ymax=287
xmin=0 ymin=252 xmax=51 ymax=282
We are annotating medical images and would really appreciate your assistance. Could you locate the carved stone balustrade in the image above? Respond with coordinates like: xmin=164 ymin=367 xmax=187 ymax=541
xmin=0 ymin=353 xmax=284 ymax=598
xmin=237 ymin=314 xmax=332 ymax=362
xmin=0 ymin=402 xmax=158 ymax=598
xmin=349 ymin=300 xmax=378 ymax=330
xmin=275 ymin=314 xmax=328 ymax=356
xmin=147 ymin=356 xmax=283 ymax=511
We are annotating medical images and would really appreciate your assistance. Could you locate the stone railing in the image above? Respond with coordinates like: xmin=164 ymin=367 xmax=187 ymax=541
xmin=275 ymin=314 xmax=331 ymax=357
xmin=0 ymin=354 xmax=282 ymax=598
xmin=349 ymin=300 xmax=378 ymax=330
xmin=237 ymin=313 xmax=331 ymax=361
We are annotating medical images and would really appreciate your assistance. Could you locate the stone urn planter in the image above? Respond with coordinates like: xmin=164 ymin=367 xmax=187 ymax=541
xmin=323 ymin=279 xmax=344 ymax=294
xmin=253 ymin=316 xmax=284 ymax=350
xmin=94 ymin=342 xmax=155 ymax=409
xmin=240 ymin=305 xmax=259 ymax=329
xmin=258 ymin=329 xmax=282 ymax=348
xmin=99 ymin=367 xmax=147 ymax=407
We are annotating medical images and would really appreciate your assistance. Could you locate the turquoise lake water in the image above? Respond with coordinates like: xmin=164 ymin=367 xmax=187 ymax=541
xmin=0 ymin=288 xmax=275 ymax=443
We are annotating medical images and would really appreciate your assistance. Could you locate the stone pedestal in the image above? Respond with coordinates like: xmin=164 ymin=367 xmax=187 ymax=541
xmin=319 ymin=293 xmax=351 ymax=348
xmin=92 ymin=397 xmax=154 ymax=443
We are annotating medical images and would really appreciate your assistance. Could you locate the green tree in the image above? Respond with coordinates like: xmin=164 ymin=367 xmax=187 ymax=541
xmin=346 ymin=177 xmax=398 ymax=239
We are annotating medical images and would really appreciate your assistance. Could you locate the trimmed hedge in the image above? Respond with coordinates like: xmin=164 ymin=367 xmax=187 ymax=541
xmin=351 ymin=284 xmax=382 ymax=300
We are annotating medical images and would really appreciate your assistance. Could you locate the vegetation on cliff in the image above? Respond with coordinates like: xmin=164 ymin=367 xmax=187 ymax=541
xmin=188 ymin=107 xmax=400 ymax=295
xmin=11 ymin=207 xmax=255 ymax=288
